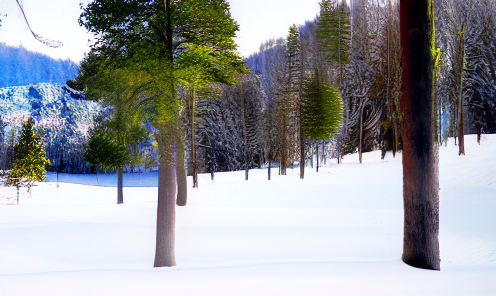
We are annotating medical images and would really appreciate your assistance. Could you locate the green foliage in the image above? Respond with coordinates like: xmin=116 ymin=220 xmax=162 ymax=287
xmin=301 ymin=76 xmax=343 ymax=141
xmin=317 ymin=0 xmax=351 ymax=64
xmin=7 ymin=118 xmax=50 ymax=189
xmin=78 ymin=0 xmax=247 ymax=130
xmin=84 ymin=129 xmax=129 ymax=172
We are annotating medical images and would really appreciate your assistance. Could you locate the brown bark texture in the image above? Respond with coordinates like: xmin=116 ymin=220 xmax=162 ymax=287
xmin=400 ymin=0 xmax=440 ymax=270
xmin=154 ymin=147 xmax=177 ymax=267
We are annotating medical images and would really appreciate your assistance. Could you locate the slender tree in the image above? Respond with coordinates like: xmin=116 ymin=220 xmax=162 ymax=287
xmin=400 ymin=0 xmax=440 ymax=270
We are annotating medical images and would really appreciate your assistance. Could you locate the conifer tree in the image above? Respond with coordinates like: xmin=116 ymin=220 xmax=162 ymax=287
xmin=318 ymin=0 xmax=351 ymax=87
xmin=301 ymin=73 xmax=343 ymax=173
xmin=7 ymin=118 xmax=49 ymax=204
xmin=80 ymin=0 xmax=245 ymax=267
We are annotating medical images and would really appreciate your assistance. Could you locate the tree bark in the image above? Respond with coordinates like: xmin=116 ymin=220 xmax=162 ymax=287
xmin=153 ymin=147 xmax=177 ymax=267
xmin=359 ymin=103 xmax=364 ymax=164
xmin=268 ymin=151 xmax=272 ymax=180
xmin=117 ymin=168 xmax=123 ymax=204
xmin=176 ymin=134 xmax=187 ymax=206
xmin=191 ymin=89 xmax=198 ymax=188
xmin=400 ymin=0 xmax=440 ymax=271
xmin=154 ymin=0 xmax=177 ymax=268
xmin=457 ymin=28 xmax=465 ymax=156
xmin=316 ymin=143 xmax=319 ymax=172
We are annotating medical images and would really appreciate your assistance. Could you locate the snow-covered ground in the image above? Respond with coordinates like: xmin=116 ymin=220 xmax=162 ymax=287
xmin=1 ymin=135 xmax=495 ymax=296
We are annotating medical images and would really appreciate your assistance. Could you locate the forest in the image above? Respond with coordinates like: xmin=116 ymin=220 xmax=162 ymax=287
xmin=0 ymin=43 xmax=78 ymax=88
xmin=0 ymin=1 xmax=495 ymax=292
xmin=1 ymin=0 xmax=494 ymax=178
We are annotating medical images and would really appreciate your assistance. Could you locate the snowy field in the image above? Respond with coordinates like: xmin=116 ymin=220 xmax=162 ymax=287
xmin=1 ymin=135 xmax=495 ymax=296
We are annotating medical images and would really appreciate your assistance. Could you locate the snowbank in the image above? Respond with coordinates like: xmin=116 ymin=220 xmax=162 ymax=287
xmin=0 ymin=134 xmax=494 ymax=295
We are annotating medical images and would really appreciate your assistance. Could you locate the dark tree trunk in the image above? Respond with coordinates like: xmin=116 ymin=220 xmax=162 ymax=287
xmin=268 ymin=152 xmax=272 ymax=180
xmin=400 ymin=0 xmax=440 ymax=271
xmin=323 ymin=142 xmax=326 ymax=165
xmin=457 ymin=28 xmax=465 ymax=156
xmin=117 ymin=168 xmax=123 ymax=204
xmin=300 ymin=140 xmax=305 ymax=179
xmin=176 ymin=134 xmax=187 ymax=206
xmin=359 ymin=103 xmax=364 ymax=164
xmin=316 ymin=143 xmax=319 ymax=172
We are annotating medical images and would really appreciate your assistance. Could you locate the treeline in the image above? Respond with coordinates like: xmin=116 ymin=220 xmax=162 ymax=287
xmin=137 ymin=0 xmax=496 ymax=178
xmin=0 ymin=43 xmax=78 ymax=87
xmin=235 ymin=0 xmax=496 ymax=168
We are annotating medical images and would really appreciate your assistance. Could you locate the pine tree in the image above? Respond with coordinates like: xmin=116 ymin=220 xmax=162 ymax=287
xmin=7 ymin=118 xmax=50 ymax=204
xmin=80 ymin=0 xmax=245 ymax=267
xmin=317 ymin=0 xmax=351 ymax=87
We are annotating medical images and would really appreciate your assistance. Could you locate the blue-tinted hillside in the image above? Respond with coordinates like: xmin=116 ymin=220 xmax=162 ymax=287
xmin=0 ymin=43 xmax=78 ymax=88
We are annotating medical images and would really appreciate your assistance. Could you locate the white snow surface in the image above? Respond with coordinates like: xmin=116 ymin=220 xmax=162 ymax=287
xmin=1 ymin=134 xmax=495 ymax=296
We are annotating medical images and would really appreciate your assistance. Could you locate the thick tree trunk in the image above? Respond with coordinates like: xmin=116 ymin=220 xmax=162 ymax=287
xmin=154 ymin=0 xmax=177 ymax=268
xmin=400 ymin=0 xmax=440 ymax=271
xmin=117 ymin=168 xmax=123 ymax=204
xmin=176 ymin=134 xmax=187 ymax=206
xmin=154 ymin=150 xmax=177 ymax=267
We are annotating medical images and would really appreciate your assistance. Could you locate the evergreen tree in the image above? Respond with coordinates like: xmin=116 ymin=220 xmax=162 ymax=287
xmin=302 ymin=75 xmax=343 ymax=141
xmin=317 ymin=0 xmax=351 ymax=87
xmin=7 ymin=118 xmax=50 ymax=204
xmin=80 ymin=0 xmax=245 ymax=267
xmin=301 ymin=74 xmax=343 ymax=173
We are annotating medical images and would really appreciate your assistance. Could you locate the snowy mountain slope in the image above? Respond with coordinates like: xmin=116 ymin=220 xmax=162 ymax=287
xmin=0 ymin=83 xmax=103 ymax=171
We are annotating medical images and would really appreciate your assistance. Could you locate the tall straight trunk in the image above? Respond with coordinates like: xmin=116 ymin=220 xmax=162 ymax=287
xmin=154 ymin=0 xmax=177 ymax=268
xmin=316 ymin=143 xmax=319 ymax=172
xmin=310 ymin=146 xmax=314 ymax=168
xmin=117 ymin=168 xmax=123 ymax=204
xmin=241 ymin=82 xmax=249 ymax=181
xmin=359 ymin=103 xmax=364 ymax=164
xmin=191 ymin=89 xmax=198 ymax=188
xmin=268 ymin=151 xmax=272 ymax=180
xmin=281 ymin=115 xmax=287 ymax=175
xmin=323 ymin=142 xmax=326 ymax=165
xmin=176 ymin=134 xmax=187 ymax=206
xmin=154 ymin=147 xmax=177 ymax=267
xmin=457 ymin=28 xmax=465 ymax=156
xmin=400 ymin=0 xmax=440 ymax=271
xmin=299 ymin=48 xmax=305 ymax=180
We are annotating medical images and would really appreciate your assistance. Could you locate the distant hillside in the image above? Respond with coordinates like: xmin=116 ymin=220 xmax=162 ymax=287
xmin=0 ymin=43 xmax=78 ymax=88
xmin=0 ymin=83 xmax=103 ymax=172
